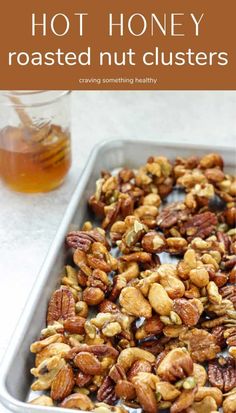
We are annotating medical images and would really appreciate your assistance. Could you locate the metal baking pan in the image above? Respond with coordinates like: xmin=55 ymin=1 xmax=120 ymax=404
xmin=0 ymin=139 xmax=235 ymax=413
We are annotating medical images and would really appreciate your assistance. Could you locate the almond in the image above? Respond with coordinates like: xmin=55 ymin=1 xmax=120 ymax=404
xmin=64 ymin=316 xmax=85 ymax=334
xmin=115 ymin=380 xmax=136 ymax=400
xmin=74 ymin=351 xmax=103 ymax=375
xmin=134 ymin=381 xmax=157 ymax=413
xmin=50 ymin=364 xmax=75 ymax=401
xmin=127 ymin=360 xmax=152 ymax=381
xmin=144 ymin=315 xmax=164 ymax=334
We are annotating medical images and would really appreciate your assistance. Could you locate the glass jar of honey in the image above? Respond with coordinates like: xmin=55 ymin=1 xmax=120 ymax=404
xmin=0 ymin=91 xmax=71 ymax=193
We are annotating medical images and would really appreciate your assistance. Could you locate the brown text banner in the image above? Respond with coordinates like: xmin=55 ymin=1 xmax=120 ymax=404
xmin=0 ymin=0 xmax=235 ymax=89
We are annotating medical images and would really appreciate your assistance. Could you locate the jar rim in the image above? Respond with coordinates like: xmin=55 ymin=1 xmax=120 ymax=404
xmin=0 ymin=90 xmax=71 ymax=108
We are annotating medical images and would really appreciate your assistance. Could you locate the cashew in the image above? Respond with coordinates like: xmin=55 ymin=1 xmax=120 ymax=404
xmin=143 ymin=193 xmax=161 ymax=207
xmin=102 ymin=322 xmax=122 ymax=337
xmin=191 ymin=396 xmax=217 ymax=413
xmin=74 ymin=249 xmax=92 ymax=276
xmin=170 ymin=389 xmax=196 ymax=413
xmin=76 ymin=301 xmax=89 ymax=318
xmin=29 ymin=395 xmax=54 ymax=406
xmin=94 ymin=404 xmax=113 ymax=413
xmin=41 ymin=321 xmax=64 ymax=338
xmin=118 ymin=262 xmax=139 ymax=281
xmin=202 ymin=253 xmax=219 ymax=271
xmin=137 ymin=272 xmax=160 ymax=297
xmin=31 ymin=356 xmax=65 ymax=391
xmin=94 ymin=403 xmax=128 ymax=413
xmin=223 ymin=393 xmax=236 ymax=413
xmin=132 ymin=372 xmax=159 ymax=389
xmin=193 ymin=364 xmax=207 ymax=386
xmin=119 ymin=287 xmax=152 ymax=318
xmin=159 ymin=274 xmax=185 ymax=299
xmin=157 ymin=348 xmax=193 ymax=382
xmin=117 ymin=347 xmax=155 ymax=371
xmin=207 ymin=281 xmax=222 ymax=304
xmin=35 ymin=343 xmax=71 ymax=367
xmin=229 ymin=346 xmax=236 ymax=358
xmin=60 ymin=393 xmax=94 ymax=410
xmin=184 ymin=249 xmax=197 ymax=270
xmin=91 ymin=312 xmax=114 ymax=328
xmin=30 ymin=333 xmax=64 ymax=353
xmin=195 ymin=386 xmax=223 ymax=406
xmin=134 ymin=205 xmax=158 ymax=219
xmin=163 ymin=325 xmax=187 ymax=338
xmin=148 ymin=283 xmax=173 ymax=316
xmin=190 ymin=298 xmax=204 ymax=315
xmin=62 ymin=265 xmax=79 ymax=287
xmin=110 ymin=220 xmax=126 ymax=237
xmin=157 ymin=264 xmax=178 ymax=278
xmin=189 ymin=267 xmax=209 ymax=288
xmin=191 ymin=238 xmax=210 ymax=250
xmin=156 ymin=382 xmax=180 ymax=401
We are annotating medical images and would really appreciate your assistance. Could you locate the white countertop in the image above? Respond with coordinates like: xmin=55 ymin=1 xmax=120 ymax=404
xmin=0 ymin=91 xmax=235 ymax=412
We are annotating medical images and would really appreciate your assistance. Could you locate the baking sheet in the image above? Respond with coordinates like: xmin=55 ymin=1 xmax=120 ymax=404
xmin=0 ymin=139 xmax=235 ymax=413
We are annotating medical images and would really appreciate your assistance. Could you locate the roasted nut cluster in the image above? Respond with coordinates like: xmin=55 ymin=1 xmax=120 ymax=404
xmin=29 ymin=153 xmax=236 ymax=412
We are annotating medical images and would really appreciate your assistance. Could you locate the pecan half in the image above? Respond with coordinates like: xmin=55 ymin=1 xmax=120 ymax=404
xmin=224 ymin=327 xmax=236 ymax=346
xmin=220 ymin=285 xmax=236 ymax=308
xmin=180 ymin=328 xmax=220 ymax=362
xmin=180 ymin=211 xmax=218 ymax=240
xmin=157 ymin=202 xmax=190 ymax=230
xmin=208 ymin=357 xmax=236 ymax=392
xmin=88 ymin=195 xmax=105 ymax=218
xmin=109 ymin=364 xmax=126 ymax=383
xmin=47 ymin=288 xmax=75 ymax=325
xmin=66 ymin=344 xmax=119 ymax=361
xmin=75 ymin=370 xmax=92 ymax=387
xmin=97 ymin=376 xmax=117 ymax=405
xmin=66 ymin=229 xmax=109 ymax=252
xmin=212 ymin=326 xmax=226 ymax=348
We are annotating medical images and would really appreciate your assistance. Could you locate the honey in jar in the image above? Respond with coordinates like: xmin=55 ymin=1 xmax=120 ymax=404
xmin=0 ymin=124 xmax=71 ymax=193
xmin=0 ymin=91 xmax=71 ymax=193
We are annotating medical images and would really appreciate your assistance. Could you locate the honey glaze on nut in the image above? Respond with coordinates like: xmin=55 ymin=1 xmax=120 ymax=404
xmin=29 ymin=152 xmax=236 ymax=412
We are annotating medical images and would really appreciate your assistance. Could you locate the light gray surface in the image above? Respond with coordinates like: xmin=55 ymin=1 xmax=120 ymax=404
xmin=0 ymin=91 xmax=235 ymax=412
